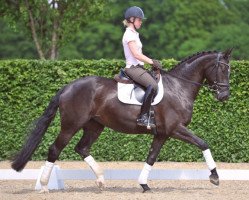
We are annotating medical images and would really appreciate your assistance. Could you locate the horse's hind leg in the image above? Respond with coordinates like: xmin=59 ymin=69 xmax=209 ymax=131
xmin=75 ymin=120 xmax=105 ymax=189
xmin=39 ymin=124 xmax=80 ymax=193
xmin=172 ymin=124 xmax=219 ymax=186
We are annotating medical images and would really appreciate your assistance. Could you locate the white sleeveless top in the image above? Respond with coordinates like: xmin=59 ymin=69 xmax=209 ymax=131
xmin=122 ymin=27 xmax=144 ymax=68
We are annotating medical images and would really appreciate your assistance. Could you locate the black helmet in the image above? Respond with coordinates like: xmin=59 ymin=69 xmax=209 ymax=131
xmin=124 ymin=6 xmax=145 ymax=20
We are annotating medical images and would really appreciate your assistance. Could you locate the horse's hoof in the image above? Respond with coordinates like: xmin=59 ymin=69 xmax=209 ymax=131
xmin=140 ymin=184 xmax=151 ymax=193
xmin=95 ymin=177 xmax=105 ymax=190
xmin=209 ymin=174 xmax=219 ymax=186
xmin=38 ymin=185 xmax=49 ymax=193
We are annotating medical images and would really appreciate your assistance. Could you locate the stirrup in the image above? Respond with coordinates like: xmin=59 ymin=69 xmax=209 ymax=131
xmin=147 ymin=123 xmax=156 ymax=130
xmin=137 ymin=112 xmax=156 ymax=130
xmin=137 ymin=120 xmax=156 ymax=129
xmin=146 ymin=110 xmax=156 ymax=129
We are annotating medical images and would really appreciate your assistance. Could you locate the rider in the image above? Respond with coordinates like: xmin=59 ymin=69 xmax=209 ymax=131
xmin=122 ymin=6 xmax=162 ymax=128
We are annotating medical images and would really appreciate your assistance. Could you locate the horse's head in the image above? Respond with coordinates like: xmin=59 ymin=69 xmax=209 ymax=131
xmin=205 ymin=48 xmax=233 ymax=102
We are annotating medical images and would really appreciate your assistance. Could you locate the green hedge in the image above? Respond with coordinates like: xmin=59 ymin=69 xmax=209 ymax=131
xmin=0 ymin=59 xmax=248 ymax=162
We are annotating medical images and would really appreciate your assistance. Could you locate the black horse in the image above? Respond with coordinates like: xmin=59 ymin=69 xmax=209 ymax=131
xmin=11 ymin=49 xmax=232 ymax=192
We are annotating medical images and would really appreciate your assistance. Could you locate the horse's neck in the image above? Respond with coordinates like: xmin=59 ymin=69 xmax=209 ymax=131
xmin=171 ymin=59 xmax=204 ymax=82
xmin=167 ymin=54 xmax=215 ymax=100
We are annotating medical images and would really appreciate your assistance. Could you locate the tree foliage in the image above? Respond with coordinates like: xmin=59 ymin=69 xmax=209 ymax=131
xmin=0 ymin=0 xmax=249 ymax=60
xmin=0 ymin=0 xmax=108 ymax=59
xmin=60 ymin=0 xmax=249 ymax=60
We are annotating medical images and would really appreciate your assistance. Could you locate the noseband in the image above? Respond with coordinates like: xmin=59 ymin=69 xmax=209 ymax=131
xmin=168 ymin=53 xmax=230 ymax=94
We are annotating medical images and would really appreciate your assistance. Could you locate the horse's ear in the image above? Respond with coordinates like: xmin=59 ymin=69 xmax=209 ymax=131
xmin=223 ymin=48 xmax=233 ymax=60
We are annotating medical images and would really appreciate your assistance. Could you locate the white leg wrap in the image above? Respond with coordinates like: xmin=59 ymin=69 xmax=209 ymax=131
xmin=84 ymin=155 xmax=103 ymax=178
xmin=203 ymin=149 xmax=216 ymax=170
xmin=40 ymin=161 xmax=54 ymax=186
xmin=138 ymin=163 xmax=152 ymax=184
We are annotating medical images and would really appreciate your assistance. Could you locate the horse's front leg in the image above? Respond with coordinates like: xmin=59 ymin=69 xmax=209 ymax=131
xmin=172 ymin=124 xmax=219 ymax=186
xmin=138 ymin=134 xmax=168 ymax=192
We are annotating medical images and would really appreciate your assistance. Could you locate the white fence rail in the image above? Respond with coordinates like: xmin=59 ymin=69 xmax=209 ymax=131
xmin=1 ymin=165 xmax=249 ymax=190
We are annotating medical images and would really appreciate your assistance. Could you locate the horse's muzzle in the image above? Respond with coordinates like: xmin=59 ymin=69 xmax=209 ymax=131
xmin=216 ymin=90 xmax=230 ymax=102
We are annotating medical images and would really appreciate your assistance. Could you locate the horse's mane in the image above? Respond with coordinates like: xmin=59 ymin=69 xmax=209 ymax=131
xmin=160 ymin=50 xmax=218 ymax=75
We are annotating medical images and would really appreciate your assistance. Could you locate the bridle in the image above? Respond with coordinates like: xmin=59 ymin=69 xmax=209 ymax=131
xmin=167 ymin=53 xmax=230 ymax=94
xmin=206 ymin=53 xmax=230 ymax=94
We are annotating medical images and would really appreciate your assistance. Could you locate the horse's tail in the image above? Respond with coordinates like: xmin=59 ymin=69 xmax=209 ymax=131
xmin=11 ymin=87 xmax=65 ymax=172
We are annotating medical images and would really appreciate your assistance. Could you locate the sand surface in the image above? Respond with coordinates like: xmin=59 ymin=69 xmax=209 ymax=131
xmin=1 ymin=161 xmax=249 ymax=200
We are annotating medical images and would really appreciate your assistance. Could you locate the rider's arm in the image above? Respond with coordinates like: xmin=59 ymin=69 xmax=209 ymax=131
xmin=128 ymin=41 xmax=153 ymax=65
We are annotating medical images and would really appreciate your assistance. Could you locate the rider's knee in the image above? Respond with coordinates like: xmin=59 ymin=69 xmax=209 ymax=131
xmin=147 ymin=83 xmax=158 ymax=94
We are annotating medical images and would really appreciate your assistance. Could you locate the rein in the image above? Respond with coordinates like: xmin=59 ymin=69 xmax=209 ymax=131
xmin=164 ymin=54 xmax=230 ymax=93
xmin=167 ymin=72 xmax=223 ymax=93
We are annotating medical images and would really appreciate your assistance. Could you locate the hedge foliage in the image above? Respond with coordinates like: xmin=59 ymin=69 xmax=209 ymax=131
xmin=0 ymin=59 xmax=248 ymax=162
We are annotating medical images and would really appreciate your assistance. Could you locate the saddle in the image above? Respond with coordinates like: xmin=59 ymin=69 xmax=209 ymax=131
xmin=114 ymin=69 xmax=133 ymax=84
xmin=114 ymin=68 xmax=164 ymax=105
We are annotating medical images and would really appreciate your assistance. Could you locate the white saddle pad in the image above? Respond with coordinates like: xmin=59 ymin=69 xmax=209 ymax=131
xmin=117 ymin=75 xmax=164 ymax=105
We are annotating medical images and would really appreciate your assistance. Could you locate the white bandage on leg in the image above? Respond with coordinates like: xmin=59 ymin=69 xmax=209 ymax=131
xmin=84 ymin=155 xmax=103 ymax=178
xmin=40 ymin=161 xmax=54 ymax=186
xmin=203 ymin=149 xmax=216 ymax=170
xmin=138 ymin=163 xmax=152 ymax=185
xmin=84 ymin=155 xmax=104 ymax=188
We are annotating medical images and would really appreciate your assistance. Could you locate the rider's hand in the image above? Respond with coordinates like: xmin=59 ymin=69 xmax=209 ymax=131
xmin=151 ymin=59 xmax=162 ymax=70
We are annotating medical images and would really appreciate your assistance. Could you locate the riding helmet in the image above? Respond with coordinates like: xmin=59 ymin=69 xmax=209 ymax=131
xmin=124 ymin=6 xmax=145 ymax=20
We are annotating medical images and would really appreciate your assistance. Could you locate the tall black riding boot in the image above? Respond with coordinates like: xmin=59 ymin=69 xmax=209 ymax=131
xmin=137 ymin=85 xmax=156 ymax=129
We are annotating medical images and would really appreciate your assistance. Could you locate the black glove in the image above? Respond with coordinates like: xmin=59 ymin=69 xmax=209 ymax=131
xmin=151 ymin=59 xmax=162 ymax=70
